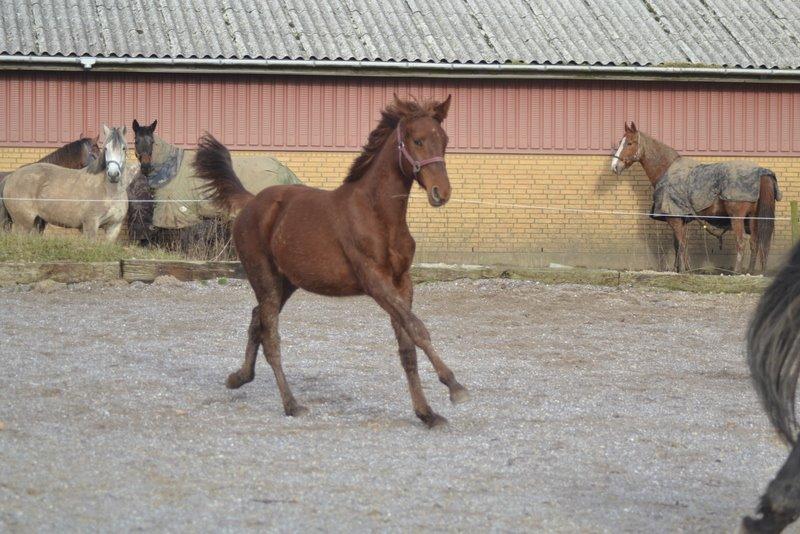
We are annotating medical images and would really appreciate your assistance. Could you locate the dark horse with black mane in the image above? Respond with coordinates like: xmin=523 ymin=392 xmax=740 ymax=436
xmin=743 ymin=243 xmax=800 ymax=532
xmin=193 ymin=95 xmax=469 ymax=427
xmin=0 ymin=135 xmax=101 ymax=230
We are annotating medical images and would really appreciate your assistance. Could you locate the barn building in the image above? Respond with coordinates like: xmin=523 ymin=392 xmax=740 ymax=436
xmin=1 ymin=1 xmax=799 ymax=269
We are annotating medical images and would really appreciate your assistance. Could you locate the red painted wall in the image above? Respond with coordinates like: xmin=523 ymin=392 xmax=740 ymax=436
xmin=0 ymin=71 xmax=798 ymax=156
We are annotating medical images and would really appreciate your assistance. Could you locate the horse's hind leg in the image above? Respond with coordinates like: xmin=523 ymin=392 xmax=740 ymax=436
xmin=742 ymin=438 xmax=800 ymax=533
xmin=667 ymin=218 xmax=689 ymax=272
xmin=226 ymin=306 xmax=262 ymax=389
xmin=749 ymin=218 xmax=759 ymax=274
xmin=257 ymin=277 xmax=305 ymax=417
xmin=731 ymin=217 xmax=747 ymax=273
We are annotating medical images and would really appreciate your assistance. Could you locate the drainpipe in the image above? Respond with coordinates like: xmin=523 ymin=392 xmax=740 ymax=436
xmin=1 ymin=55 xmax=798 ymax=82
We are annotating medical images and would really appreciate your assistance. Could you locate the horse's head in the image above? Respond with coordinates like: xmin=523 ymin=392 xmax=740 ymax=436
xmin=132 ymin=119 xmax=158 ymax=176
xmin=101 ymin=125 xmax=127 ymax=183
xmin=83 ymin=134 xmax=102 ymax=168
xmin=611 ymin=122 xmax=642 ymax=175
xmin=396 ymin=95 xmax=452 ymax=207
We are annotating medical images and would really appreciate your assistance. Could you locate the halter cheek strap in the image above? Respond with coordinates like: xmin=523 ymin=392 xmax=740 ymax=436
xmin=397 ymin=126 xmax=445 ymax=179
xmin=622 ymin=132 xmax=643 ymax=165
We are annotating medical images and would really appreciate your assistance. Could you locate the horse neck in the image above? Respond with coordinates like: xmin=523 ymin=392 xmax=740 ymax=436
xmin=345 ymin=131 xmax=413 ymax=224
xmin=39 ymin=141 xmax=85 ymax=168
xmin=638 ymin=134 xmax=681 ymax=186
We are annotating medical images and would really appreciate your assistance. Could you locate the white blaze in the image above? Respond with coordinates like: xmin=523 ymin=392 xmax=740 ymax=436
xmin=611 ymin=136 xmax=626 ymax=173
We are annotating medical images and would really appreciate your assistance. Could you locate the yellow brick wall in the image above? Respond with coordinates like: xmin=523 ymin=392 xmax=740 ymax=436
xmin=2 ymin=147 xmax=798 ymax=270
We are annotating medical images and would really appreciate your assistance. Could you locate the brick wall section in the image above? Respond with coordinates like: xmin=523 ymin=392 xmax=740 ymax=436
xmin=2 ymin=148 xmax=797 ymax=270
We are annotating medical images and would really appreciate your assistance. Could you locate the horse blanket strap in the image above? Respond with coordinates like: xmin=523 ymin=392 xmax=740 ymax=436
xmin=650 ymin=157 xmax=782 ymax=221
xmin=397 ymin=126 xmax=444 ymax=178
xmin=147 ymin=139 xmax=185 ymax=188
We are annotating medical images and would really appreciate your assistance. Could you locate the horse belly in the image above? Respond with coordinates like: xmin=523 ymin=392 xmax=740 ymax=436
xmin=270 ymin=203 xmax=362 ymax=296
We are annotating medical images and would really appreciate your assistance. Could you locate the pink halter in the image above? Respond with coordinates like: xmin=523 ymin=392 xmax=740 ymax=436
xmin=397 ymin=125 xmax=445 ymax=178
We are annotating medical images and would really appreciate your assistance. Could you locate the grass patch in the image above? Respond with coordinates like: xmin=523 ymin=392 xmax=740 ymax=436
xmin=0 ymin=233 xmax=182 ymax=263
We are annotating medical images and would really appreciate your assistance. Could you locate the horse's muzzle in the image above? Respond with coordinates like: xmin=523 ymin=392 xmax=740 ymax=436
xmin=428 ymin=185 xmax=449 ymax=207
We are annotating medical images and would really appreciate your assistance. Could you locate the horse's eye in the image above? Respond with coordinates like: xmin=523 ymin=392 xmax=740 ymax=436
xmin=414 ymin=139 xmax=423 ymax=147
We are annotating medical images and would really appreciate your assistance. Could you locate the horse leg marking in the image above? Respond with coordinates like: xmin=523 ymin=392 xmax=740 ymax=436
xmin=226 ymin=306 xmax=261 ymax=389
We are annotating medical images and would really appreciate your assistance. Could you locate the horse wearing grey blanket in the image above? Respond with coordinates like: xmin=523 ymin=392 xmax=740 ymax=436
xmin=612 ymin=122 xmax=779 ymax=273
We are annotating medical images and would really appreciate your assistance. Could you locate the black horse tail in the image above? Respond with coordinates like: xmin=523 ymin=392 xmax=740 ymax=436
xmin=743 ymin=243 xmax=800 ymax=532
xmin=0 ymin=175 xmax=11 ymax=231
xmin=755 ymin=174 xmax=777 ymax=271
xmin=193 ymin=133 xmax=254 ymax=214
xmin=748 ymin=241 xmax=800 ymax=446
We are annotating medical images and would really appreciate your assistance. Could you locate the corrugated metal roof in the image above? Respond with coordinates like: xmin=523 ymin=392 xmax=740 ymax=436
xmin=1 ymin=0 xmax=799 ymax=69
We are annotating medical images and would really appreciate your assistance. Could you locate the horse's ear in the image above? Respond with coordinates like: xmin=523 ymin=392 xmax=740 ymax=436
xmin=102 ymin=124 xmax=110 ymax=138
xmin=149 ymin=119 xmax=158 ymax=132
xmin=624 ymin=121 xmax=631 ymax=133
xmin=122 ymin=126 xmax=127 ymax=136
xmin=433 ymin=94 xmax=452 ymax=123
xmin=132 ymin=119 xmax=140 ymax=132
xmin=629 ymin=121 xmax=638 ymax=133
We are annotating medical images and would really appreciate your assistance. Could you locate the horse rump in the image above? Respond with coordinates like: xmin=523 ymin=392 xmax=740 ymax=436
xmin=743 ymin=242 xmax=800 ymax=532
xmin=755 ymin=174 xmax=777 ymax=271
xmin=0 ymin=177 xmax=11 ymax=231
xmin=193 ymin=133 xmax=254 ymax=213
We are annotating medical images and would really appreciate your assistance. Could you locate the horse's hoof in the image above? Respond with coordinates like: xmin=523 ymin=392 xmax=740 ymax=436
xmin=284 ymin=404 xmax=309 ymax=417
xmin=417 ymin=411 xmax=448 ymax=429
xmin=449 ymin=386 xmax=470 ymax=405
xmin=225 ymin=371 xmax=252 ymax=389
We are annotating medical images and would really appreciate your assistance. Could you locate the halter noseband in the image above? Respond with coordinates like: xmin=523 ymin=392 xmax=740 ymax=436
xmin=397 ymin=125 xmax=445 ymax=178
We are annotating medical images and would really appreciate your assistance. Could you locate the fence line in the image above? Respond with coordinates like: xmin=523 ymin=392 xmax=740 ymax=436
xmin=0 ymin=196 xmax=793 ymax=221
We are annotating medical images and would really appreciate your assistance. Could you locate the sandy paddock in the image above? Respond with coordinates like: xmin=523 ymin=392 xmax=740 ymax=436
xmin=0 ymin=278 xmax=788 ymax=532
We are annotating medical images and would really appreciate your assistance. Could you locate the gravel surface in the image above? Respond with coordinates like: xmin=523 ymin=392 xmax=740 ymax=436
xmin=0 ymin=278 xmax=793 ymax=532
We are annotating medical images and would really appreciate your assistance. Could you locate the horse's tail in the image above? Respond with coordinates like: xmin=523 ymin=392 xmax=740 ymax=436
xmin=744 ymin=242 xmax=800 ymax=534
xmin=193 ymin=133 xmax=254 ymax=214
xmin=0 ymin=175 xmax=11 ymax=231
xmin=755 ymin=173 xmax=777 ymax=269
xmin=747 ymin=241 xmax=800 ymax=446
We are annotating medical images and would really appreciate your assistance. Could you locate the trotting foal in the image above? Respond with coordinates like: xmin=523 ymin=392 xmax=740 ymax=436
xmin=194 ymin=96 xmax=469 ymax=427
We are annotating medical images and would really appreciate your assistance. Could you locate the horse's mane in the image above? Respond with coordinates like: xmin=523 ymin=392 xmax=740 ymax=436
xmin=38 ymin=137 xmax=92 ymax=166
xmin=345 ymin=98 xmax=439 ymax=183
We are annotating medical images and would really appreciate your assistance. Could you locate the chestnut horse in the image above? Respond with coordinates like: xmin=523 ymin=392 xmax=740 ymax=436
xmin=612 ymin=122 xmax=778 ymax=273
xmin=194 ymin=96 xmax=469 ymax=427
xmin=743 ymin=240 xmax=800 ymax=532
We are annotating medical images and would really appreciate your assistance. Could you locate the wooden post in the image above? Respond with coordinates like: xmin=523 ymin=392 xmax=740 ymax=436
xmin=792 ymin=201 xmax=799 ymax=244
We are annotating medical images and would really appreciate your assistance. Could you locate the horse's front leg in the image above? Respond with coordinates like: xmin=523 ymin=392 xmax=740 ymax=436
xmin=104 ymin=221 xmax=123 ymax=242
xmin=667 ymin=218 xmax=689 ymax=273
xmin=355 ymin=263 xmax=468 ymax=427
xmin=81 ymin=218 xmax=100 ymax=240
xmin=390 ymin=273 xmax=445 ymax=428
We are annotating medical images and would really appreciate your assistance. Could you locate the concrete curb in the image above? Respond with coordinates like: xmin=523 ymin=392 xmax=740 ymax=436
xmin=0 ymin=260 xmax=772 ymax=294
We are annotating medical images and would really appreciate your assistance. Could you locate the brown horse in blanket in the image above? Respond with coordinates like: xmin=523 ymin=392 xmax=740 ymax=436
xmin=194 ymin=96 xmax=469 ymax=427
xmin=612 ymin=122 xmax=780 ymax=273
